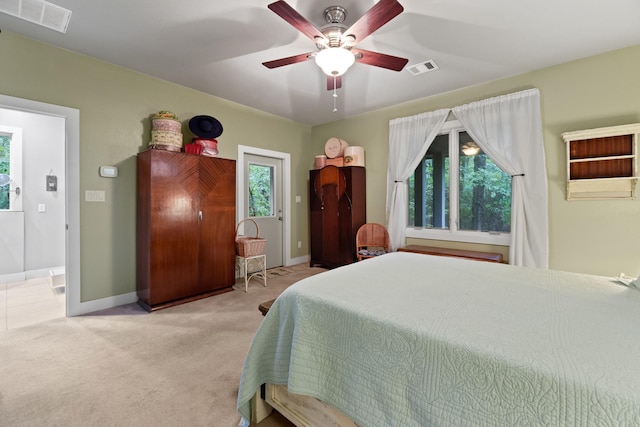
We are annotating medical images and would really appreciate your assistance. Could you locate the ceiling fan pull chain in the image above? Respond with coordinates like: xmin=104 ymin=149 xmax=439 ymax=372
xmin=333 ymin=76 xmax=338 ymax=112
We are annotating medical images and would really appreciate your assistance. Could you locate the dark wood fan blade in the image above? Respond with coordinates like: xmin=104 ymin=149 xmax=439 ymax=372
xmin=268 ymin=1 xmax=327 ymax=44
xmin=263 ymin=52 xmax=314 ymax=69
xmin=327 ymin=75 xmax=342 ymax=91
xmin=342 ymin=0 xmax=404 ymax=44
xmin=352 ymin=48 xmax=408 ymax=71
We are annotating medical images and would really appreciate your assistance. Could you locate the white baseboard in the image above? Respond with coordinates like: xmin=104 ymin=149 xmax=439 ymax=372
xmin=1 ymin=266 xmax=64 ymax=283
xmin=66 ymin=254 xmax=309 ymax=316
xmin=0 ymin=272 xmax=26 ymax=283
xmin=68 ymin=291 xmax=138 ymax=316
xmin=287 ymin=255 xmax=309 ymax=266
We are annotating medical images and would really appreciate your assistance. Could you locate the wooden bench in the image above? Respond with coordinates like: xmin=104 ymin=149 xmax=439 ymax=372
xmin=397 ymin=245 xmax=503 ymax=263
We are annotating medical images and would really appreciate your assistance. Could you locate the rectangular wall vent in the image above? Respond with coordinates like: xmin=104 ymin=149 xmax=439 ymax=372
xmin=406 ymin=59 xmax=439 ymax=76
xmin=0 ymin=0 xmax=72 ymax=33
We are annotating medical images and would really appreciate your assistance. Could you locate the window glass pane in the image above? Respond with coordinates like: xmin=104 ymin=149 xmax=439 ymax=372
xmin=0 ymin=135 xmax=10 ymax=210
xmin=458 ymin=131 xmax=511 ymax=232
xmin=408 ymin=134 xmax=449 ymax=229
xmin=248 ymin=163 xmax=273 ymax=217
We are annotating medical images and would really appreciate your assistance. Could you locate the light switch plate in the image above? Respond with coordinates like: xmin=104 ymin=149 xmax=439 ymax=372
xmin=85 ymin=190 xmax=105 ymax=202
xmin=99 ymin=166 xmax=118 ymax=178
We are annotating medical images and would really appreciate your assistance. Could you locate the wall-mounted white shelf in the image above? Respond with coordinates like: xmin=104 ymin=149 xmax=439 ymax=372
xmin=562 ymin=123 xmax=640 ymax=200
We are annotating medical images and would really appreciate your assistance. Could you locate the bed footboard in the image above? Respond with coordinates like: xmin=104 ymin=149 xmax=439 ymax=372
xmin=250 ymin=384 xmax=357 ymax=427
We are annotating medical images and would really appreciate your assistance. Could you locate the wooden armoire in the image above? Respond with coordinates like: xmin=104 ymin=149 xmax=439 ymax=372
xmin=309 ymin=166 xmax=366 ymax=268
xmin=136 ymin=149 xmax=236 ymax=311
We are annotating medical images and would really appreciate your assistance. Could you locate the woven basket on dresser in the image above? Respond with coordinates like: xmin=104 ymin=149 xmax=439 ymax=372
xmin=235 ymin=218 xmax=267 ymax=257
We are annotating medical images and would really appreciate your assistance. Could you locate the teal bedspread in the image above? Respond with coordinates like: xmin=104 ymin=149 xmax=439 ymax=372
xmin=237 ymin=252 xmax=640 ymax=426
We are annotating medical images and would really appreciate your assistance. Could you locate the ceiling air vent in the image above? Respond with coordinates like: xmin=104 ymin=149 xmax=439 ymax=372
xmin=406 ymin=60 xmax=439 ymax=76
xmin=0 ymin=0 xmax=72 ymax=33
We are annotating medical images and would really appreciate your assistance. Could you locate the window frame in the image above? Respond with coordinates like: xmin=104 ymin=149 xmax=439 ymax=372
xmin=247 ymin=161 xmax=276 ymax=218
xmin=0 ymin=126 xmax=23 ymax=212
xmin=406 ymin=120 xmax=510 ymax=246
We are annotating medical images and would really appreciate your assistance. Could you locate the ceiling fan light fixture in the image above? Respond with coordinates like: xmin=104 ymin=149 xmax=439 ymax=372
xmin=462 ymin=141 xmax=481 ymax=156
xmin=315 ymin=47 xmax=355 ymax=76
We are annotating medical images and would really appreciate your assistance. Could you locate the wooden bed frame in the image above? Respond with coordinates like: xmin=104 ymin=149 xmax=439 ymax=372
xmin=251 ymin=384 xmax=356 ymax=427
xmin=249 ymin=247 xmax=504 ymax=426
xmin=239 ymin=252 xmax=640 ymax=426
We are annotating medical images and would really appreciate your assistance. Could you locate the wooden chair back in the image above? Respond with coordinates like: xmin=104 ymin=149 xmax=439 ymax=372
xmin=356 ymin=223 xmax=390 ymax=261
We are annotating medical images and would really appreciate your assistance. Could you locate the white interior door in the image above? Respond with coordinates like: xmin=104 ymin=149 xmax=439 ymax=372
xmin=244 ymin=154 xmax=284 ymax=269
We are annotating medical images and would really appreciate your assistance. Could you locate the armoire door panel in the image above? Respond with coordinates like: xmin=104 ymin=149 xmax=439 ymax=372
xmin=319 ymin=184 xmax=341 ymax=265
xmin=198 ymin=157 xmax=236 ymax=291
xmin=148 ymin=153 xmax=200 ymax=303
xmin=309 ymin=196 xmax=324 ymax=264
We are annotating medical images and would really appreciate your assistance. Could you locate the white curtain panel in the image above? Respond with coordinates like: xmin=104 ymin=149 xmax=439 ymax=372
xmin=386 ymin=109 xmax=450 ymax=250
xmin=452 ymin=88 xmax=548 ymax=268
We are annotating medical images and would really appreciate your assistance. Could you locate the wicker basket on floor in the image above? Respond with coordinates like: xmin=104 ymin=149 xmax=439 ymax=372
xmin=235 ymin=218 xmax=267 ymax=257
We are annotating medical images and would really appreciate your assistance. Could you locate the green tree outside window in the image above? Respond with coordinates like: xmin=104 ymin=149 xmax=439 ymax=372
xmin=0 ymin=135 xmax=10 ymax=210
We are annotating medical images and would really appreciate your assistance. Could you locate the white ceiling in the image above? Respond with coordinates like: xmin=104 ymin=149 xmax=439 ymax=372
xmin=1 ymin=0 xmax=639 ymax=126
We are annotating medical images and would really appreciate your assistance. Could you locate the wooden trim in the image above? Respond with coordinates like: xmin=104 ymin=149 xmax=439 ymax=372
xmin=561 ymin=123 xmax=640 ymax=141
xmin=397 ymin=245 xmax=503 ymax=263
xmin=265 ymin=384 xmax=358 ymax=427
xmin=259 ymin=298 xmax=275 ymax=316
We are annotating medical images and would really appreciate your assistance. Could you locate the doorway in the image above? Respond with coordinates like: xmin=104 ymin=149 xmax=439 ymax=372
xmin=237 ymin=145 xmax=291 ymax=268
xmin=0 ymin=94 xmax=80 ymax=319
xmin=0 ymin=109 xmax=66 ymax=329
xmin=244 ymin=154 xmax=283 ymax=269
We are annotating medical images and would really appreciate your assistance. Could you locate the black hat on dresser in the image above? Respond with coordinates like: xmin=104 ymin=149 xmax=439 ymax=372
xmin=189 ymin=115 xmax=223 ymax=139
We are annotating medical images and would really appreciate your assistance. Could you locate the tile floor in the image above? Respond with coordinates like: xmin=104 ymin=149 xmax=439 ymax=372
xmin=0 ymin=277 xmax=66 ymax=331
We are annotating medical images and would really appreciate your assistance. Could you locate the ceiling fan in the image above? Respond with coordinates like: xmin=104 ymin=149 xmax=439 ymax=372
xmin=263 ymin=0 xmax=409 ymax=91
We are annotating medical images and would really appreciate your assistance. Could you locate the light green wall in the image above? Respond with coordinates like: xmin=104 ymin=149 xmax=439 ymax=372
xmin=0 ymin=32 xmax=311 ymax=301
xmin=3 ymin=30 xmax=638 ymax=303
xmin=313 ymin=44 xmax=640 ymax=277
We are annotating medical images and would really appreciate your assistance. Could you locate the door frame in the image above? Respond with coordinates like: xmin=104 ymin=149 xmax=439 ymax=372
xmin=0 ymin=94 xmax=81 ymax=316
xmin=237 ymin=145 xmax=292 ymax=266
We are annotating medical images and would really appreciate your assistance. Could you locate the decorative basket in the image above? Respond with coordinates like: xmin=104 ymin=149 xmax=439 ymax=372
xmin=235 ymin=218 xmax=267 ymax=257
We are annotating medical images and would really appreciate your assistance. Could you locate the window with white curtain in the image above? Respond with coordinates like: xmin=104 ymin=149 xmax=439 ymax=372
xmin=388 ymin=89 xmax=547 ymax=267
xmin=406 ymin=120 xmax=511 ymax=246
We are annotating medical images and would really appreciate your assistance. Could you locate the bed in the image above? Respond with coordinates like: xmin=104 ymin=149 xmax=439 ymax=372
xmin=237 ymin=252 xmax=640 ymax=426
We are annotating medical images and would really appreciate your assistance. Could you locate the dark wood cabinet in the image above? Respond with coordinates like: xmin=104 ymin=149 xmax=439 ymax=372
xmin=310 ymin=166 xmax=366 ymax=268
xmin=136 ymin=149 xmax=236 ymax=311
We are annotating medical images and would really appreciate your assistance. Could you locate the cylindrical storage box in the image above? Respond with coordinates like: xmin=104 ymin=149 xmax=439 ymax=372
xmin=193 ymin=138 xmax=219 ymax=157
xmin=149 ymin=111 xmax=183 ymax=151
xmin=344 ymin=146 xmax=365 ymax=167
xmin=324 ymin=137 xmax=348 ymax=158
xmin=184 ymin=143 xmax=203 ymax=155
xmin=314 ymin=155 xmax=327 ymax=169
xmin=152 ymin=118 xmax=182 ymax=133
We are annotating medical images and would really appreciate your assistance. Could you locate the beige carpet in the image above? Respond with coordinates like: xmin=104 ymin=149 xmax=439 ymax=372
xmin=0 ymin=263 xmax=325 ymax=427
